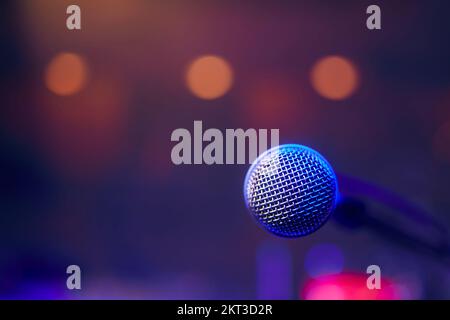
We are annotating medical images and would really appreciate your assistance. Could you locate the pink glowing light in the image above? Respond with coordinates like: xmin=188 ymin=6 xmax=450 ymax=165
xmin=301 ymin=273 xmax=401 ymax=300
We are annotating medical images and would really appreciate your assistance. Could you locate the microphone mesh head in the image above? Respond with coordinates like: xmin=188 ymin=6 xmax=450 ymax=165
xmin=244 ymin=144 xmax=338 ymax=238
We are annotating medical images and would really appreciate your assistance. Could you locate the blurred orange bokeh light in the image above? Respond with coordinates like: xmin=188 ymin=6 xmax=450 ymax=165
xmin=310 ymin=55 xmax=359 ymax=101
xmin=45 ymin=52 xmax=88 ymax=96
xmin=186 ymin=55 xmax=234 ymax=100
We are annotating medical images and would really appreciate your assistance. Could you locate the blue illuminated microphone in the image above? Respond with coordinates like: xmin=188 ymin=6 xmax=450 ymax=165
xmin=243 ymin=144 xmax=450 ymax=264
xmin=243 ymin=144 xmax=339 ymax=238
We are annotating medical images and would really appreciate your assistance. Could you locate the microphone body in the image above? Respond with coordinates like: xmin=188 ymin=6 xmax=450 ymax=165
xmin=334 ymin=197 xmax=450 ymax=264
xmin=243 ymin=143 xmax=449 ymax=264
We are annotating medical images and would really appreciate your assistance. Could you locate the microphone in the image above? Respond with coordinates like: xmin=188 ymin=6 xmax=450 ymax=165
xmin=243 ymin=144 xmax=339 ymax=237
xmin=243 ymin=144 xmax=450 ymax=264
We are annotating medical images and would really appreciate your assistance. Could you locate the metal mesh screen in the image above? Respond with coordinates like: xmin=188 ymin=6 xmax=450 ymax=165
xmin=244 ymin=144 xmax=338 ymax=237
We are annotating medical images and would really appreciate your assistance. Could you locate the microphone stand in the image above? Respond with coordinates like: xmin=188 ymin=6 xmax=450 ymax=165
xmin=333 ymin=174 xmax=450 ymax=266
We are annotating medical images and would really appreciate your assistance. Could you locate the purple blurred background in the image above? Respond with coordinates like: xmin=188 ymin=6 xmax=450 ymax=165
xmin=0 ymin=0 xmax=450 ymax=299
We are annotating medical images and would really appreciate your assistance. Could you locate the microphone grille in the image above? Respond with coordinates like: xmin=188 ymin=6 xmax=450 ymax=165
xmin=244 ymin=144 xmax=338 ymax=238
